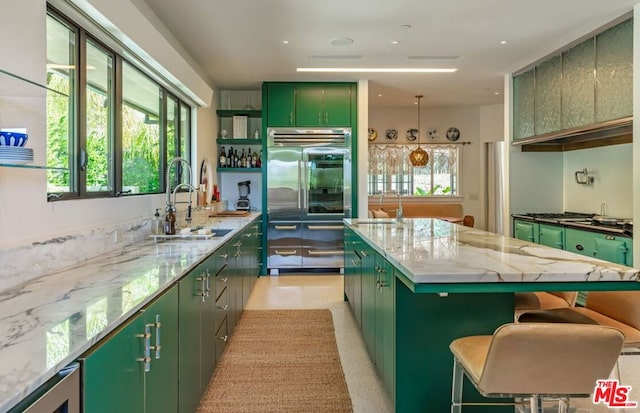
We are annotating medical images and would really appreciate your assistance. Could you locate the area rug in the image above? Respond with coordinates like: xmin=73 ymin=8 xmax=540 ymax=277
xmin=197 ymin=309 xmax=354 ymax=413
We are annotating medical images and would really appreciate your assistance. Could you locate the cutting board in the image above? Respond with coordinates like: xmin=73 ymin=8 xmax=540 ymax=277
xmin=209 ymin=210 xmax=250 ymax=217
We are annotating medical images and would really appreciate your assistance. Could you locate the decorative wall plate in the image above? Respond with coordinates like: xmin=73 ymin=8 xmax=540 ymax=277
xmin=428 ymin=128 xmax=439 ymax=139
xmin=368 ymin=128 xmax=378 ymax=141
xmin=446 ymin=127 xmax=460 ymax=141
xmin=406 ymin=128 xmax=418 ymax=141
xmin=385 ymin=129 xmax=398 ymax=140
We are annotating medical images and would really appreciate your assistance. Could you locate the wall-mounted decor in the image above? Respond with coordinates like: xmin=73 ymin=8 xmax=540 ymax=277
xmin=406 ymin=128 xmax=418 ymax=141
xmin=446 ymin=127 xmax=460 ymax=141
xmin=428 ymin=128 xmax=439 ymax=139
xmin=385 ymin=129 xmax=398 ymax=140
xmin=368 ymin=128 xmax=378 ymax=141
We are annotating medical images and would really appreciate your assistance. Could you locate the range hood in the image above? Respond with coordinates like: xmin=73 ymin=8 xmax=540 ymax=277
xmin=513 ymin=116 xmax=632 ymax=152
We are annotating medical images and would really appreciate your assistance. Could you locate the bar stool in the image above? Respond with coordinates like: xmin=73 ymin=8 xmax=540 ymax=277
xmin=518 ymin=291 xmax=640 ymax=354
xmin=449 ymin=322 xmax=624 ymax=413
xmin=514 ymin=291 xmax=578 ymax=317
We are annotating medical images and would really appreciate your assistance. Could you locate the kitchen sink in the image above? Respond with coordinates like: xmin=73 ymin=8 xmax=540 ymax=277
xmin=211 ymin=229 xmax=233 ymax=237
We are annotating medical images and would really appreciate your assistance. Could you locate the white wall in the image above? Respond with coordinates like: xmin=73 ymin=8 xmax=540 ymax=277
xmin=0 ymin=1 xmax=214 ymax=248
xmin=368 ymin=104 xmax=501 ymax=229
xmin=563 ymin=144 xmax=633 ymax=217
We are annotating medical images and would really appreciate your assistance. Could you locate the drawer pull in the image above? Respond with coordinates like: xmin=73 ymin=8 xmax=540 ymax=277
xmin=217 ymin=277 xmax=229 ymax=283
xmin=217 ymin=335 xmax=228 ymax=342
xmin=308 ymin=225 xmax=343 ymax=230
xmin=275 ymin=249 xmax=297 ymax=256
xmin=217 ymin=304 xmax=229 ymax=311
xmin=274 ymin=225 xmax=297 ymax=230
xmin=308 ymin=250 xmax=344 ymax=256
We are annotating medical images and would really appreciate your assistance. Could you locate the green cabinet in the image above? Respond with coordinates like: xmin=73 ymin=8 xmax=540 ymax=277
xmin=178 ymin=256 xmax=216 ymax=413
xmin=266 ymin=83 xmax=296 ymax=126
xmin=296 ymin=83 xmax=352 ymax=127
xmin=343 ymin=228 xmax=362 ymax=326
xmin=359 ymin=241 xmax=377 ymax=357
xmin=82 ymin=286 xmax=179 ymax=413
xmin=264 ymin=82 xmax=354 ymax=127
xmin=538 ymin=223 xmax=564 ymax=249
xmin=374 ymin=254 xmax=395 ymax=400
xmin=513 ymin=219 xmax=539 ymax=243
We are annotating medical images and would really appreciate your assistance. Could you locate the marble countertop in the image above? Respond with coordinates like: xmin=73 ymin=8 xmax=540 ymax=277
xmin=346 ymin=218 xmax=640 ymax=284
xmin=0 ymin=213 xmax=260 ymax=413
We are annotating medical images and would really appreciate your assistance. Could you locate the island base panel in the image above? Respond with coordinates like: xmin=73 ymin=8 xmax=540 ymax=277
xmin=395 ymin=279 xmax=515 ymax=412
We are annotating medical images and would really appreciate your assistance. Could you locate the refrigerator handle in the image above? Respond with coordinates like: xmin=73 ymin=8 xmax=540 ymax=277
xmin=297 ymin=160 xmax=302 ymax=209
xmin=301 ymin=159 xmax=308 ymax=211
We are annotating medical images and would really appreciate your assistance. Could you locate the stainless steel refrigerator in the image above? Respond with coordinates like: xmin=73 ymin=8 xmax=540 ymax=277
xmin=266 ymin=127 xmax=352 ymax=272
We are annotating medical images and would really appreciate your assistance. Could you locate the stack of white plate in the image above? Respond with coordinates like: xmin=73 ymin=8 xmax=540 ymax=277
xmin=0 ymin=146 xmax=34 ymax=164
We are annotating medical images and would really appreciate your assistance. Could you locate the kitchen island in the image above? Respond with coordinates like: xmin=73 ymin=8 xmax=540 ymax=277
xmin=0 ymin=213 xmax=261 ymax=413
xmin=344 ymin=218 xmax=640 ymax=413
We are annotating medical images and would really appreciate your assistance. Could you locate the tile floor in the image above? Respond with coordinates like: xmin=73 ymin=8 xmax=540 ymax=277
xmin=243 ymin=275 xmax=640 ymax=413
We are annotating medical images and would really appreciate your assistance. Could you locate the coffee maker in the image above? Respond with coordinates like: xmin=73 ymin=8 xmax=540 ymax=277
xmin=235 ymin=180 xmax=251 ymax=211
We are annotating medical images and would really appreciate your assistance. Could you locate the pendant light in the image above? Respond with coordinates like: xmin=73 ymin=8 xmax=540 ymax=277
xmin=409 ymin=95 xmax=429 ymax=167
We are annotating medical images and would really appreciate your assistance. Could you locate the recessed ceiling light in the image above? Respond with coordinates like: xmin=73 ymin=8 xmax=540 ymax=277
xmin=329 ymin=37 xmax=354 ymax=46
xmin=378 ymin=94 xmax=383 ymax=97
xmin=500 ymin=40 xmax=507 ymax=45
xmin=494 ymin=92 xmax=500 ymax=95
xmin=283 ymin=40 xmax=289 ymax=44
xmin=296 ymin=67 xmax=457 ymax=73
xmin=391 ymin=41 xmax=399 ymax=45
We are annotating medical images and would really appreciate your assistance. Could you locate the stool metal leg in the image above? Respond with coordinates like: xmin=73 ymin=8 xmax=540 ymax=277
xmin=451 ymin=358 xmax=464 ymax=413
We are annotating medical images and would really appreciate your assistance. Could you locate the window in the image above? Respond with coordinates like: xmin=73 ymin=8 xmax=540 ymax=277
xmin=368 ymin=144 xmax=458 ymax=196
xmin=46 ymin=9 xmax=193 ymax=200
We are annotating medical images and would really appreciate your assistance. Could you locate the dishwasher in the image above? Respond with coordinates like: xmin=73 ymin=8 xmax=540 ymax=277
xmin=9 ymin=363 xmax=80 ymax=413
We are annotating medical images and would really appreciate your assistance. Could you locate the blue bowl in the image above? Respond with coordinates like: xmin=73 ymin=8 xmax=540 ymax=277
xmin=0 ymin=131 xmax=28 ymax=147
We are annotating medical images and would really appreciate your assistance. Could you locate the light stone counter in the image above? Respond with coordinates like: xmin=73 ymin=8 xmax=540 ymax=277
xmin=0 ymin=213 xmax=260 ymax=413
xmin=346 ymin=218 xmax=640 ymax=285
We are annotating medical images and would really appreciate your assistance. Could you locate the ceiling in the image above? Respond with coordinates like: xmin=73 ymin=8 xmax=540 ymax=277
xmin=141 ymin=0 xmax=636 ymax=108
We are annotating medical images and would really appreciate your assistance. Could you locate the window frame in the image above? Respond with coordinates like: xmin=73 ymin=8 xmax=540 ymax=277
xmin=46 ymin=6 xmax=193 ymax=201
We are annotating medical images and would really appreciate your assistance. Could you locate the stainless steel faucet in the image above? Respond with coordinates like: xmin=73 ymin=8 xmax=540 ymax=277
xmin=166 ymin=157 xmax=195 ymax=224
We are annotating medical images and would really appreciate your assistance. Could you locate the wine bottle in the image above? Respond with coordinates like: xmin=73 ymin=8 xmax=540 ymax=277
xmin=219 ymin=146 xmax=226 ymax=168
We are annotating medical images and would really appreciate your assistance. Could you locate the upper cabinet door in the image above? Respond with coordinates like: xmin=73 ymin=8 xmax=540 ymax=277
xmin=266 ymin=83 xmax=296 ymax=126
xmin=512 ymin=70 xmax=535 ymax=140
xmin=295 ymin=84 xmax=324 ymax=126
xmin=595 ymin=19 xmax=633 ymax=122
xmin=322 ymin=83 xmax=352 ymax=126
xmin=561 ymin=38 xmax=596 ymax=130
xmin=534 ymin=55 xmax=561 ymax=135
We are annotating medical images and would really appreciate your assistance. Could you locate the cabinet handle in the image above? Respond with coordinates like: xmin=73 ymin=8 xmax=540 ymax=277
xmin=136 ymin=325 xmax=152 ymax=372
xmin=219 ymin=253 xmax=228 ymax=259
xmin=217 ymin=335 xmax=228 ymax=342
xmin=360 ymin=250 xmax=369 ymax=257
xmin=576 ymin=244 xmax=584 ymax=251
xmin=217 ymin=277 xmax=229 ymax=284
xmin=196 ymin=275 xmax=207 ymax=302
xmin=308 ymin=250 xmax=343 ymax=256
xmin=233 ymin=242 xmax=242 ymax=247
xmin=317 ymin=113 xmax=321 ymax=124
xmin=351 ymin=259 xmax=360 ymax=266
xmin=308 ymin=225 xmax=344 ymax=230
xmin=275 ymin=225 xmax=297 ymax=230
xmin=217 ymin=304 xmax=229 ymax=311
xmin=325 ymin=112 xmax=328 ymax=124
xmin=205 ymin=272 xmax=211 ymax=298
xmin=149 ymin=315 xmax=162 ymax=360
xmin=289 ymin=112 xmax=293 ymax=125
xmin=275 ymin=249 xmax=297 ymax=255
